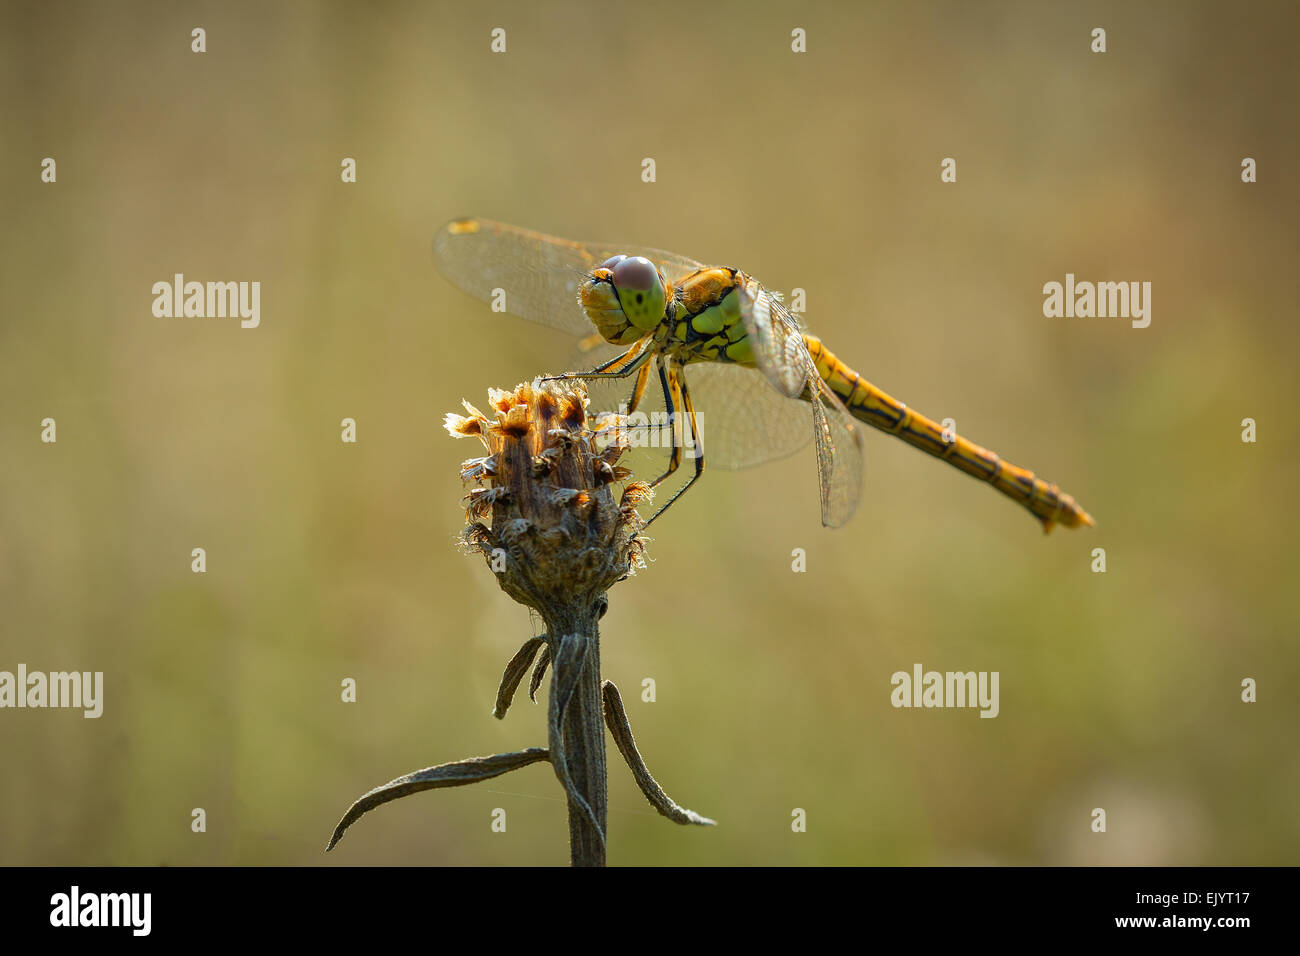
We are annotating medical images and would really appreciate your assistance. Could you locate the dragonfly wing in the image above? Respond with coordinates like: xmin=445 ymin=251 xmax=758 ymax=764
xmin=675 ymin=362 xmax=812 ymax=469
xmin=567 ymin=348 xmax=810 ymax=468
xmin=736 ymin=276 xmax=807 ymax=398
xmin=809 ymin=369 xmax=865 ymax=528
xmin=568 ymin=345 xmax=862 ymax=522
xmin=434 ymin=217 xmax=706 ymax=339
xmin=434 ymin=218 xmax=603 ymax=337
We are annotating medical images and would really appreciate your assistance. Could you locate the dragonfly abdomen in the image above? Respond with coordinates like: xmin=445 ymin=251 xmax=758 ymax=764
xmin=803 ymin=335 xmax=1094 ymax=532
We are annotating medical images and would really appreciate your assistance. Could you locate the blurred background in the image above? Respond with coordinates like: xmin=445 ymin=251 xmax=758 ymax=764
xmin=1 ymin=0 xmax=1297 ymax=866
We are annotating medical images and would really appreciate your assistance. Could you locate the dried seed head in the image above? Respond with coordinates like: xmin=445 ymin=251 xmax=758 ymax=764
xmin=446 ymin=378 xmax=650 ymax=616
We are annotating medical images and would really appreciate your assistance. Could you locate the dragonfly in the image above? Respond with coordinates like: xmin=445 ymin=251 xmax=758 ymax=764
xmin=434 ymin=217 xmax=1094 ymax=532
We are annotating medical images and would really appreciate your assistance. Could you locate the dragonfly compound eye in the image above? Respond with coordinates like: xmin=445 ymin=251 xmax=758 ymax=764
xmin=599 ymin=254 xmax=627 ymax=271
xmin=611 ymin=255 xmax=667 ymax=330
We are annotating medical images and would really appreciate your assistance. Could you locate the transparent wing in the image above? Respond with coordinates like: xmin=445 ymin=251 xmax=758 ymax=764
xmin=691 ymin=357 xmax=864 ymax=524
xmin=736 ymin=276 xmax=808 ymax=398
xmin=571 ymin=341 xmax=813 ymax=470
xmin=809 ymin=369 xmax=866 ymax=528
xmin=433 ymin=217 xmax=706 ymax=338
xmin=735 ymin=272 xmax=865 ymax=525
xmin=677 ymin=362 xmax=813 ymax=469
xmin=572 ymin=342 xmax=863 ymax=522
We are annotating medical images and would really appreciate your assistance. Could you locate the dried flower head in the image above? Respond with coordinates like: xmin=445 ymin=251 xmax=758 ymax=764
xmin=445 ymin=378 xmax=651 ymax=618
xmin=329 ymin=377 xmax=712 ymax=867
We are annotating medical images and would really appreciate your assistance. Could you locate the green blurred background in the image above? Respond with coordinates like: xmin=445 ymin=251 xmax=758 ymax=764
xmin=1 ymin=0 xmax=1297 ymax=865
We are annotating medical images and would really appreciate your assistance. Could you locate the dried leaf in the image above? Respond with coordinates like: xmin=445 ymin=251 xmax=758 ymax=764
xmin=602 ymin=680 xmax=716 ymax=826
xmin=494 ymin=636 xmax=545 ymax=719
xmin=326 ymin=748 xmax=550 ymax=851
xmin=529 ymin=644 xmax=551 ymax=702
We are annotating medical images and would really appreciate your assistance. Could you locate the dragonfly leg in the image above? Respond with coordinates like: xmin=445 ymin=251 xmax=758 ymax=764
xmin=647 ymin=356 xmax=683 ymax=490
xmin=644 ymin=362 xmax=705 ymax=527
xmin=623 ymin=360 xmax=652 ymax=415
xmin=559 ymin=343 xmax=659 ymax=444
xmin=540 ymin=339 xmax=651 ymax=383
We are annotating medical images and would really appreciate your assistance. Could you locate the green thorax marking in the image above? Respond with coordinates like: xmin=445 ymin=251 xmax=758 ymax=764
xmin=665 ymin=269 xmax=755 ymax=365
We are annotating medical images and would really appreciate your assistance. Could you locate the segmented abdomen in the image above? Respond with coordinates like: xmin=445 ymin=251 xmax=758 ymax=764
xmin=804 ymin=335 xmax=1094 ymax=532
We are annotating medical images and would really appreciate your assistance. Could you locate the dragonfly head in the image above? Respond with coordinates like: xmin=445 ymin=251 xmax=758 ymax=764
xmin=580 ymin=254 xmax=669 ymax=343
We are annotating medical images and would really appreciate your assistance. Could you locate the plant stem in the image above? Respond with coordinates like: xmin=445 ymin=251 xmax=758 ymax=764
xmin=548 ymin=612 xmax=608 ymax=867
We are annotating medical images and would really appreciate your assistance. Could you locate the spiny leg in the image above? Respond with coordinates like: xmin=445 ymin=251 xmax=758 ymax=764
xmin=623 ymin=360 xmax=652 ymax=415
xmin=648 ymin=355 xmax=683 ymax=490
xmin=540 ymin=339 xmax=652 ymax=385
xmin=553 ymin=341 xmax=656 ymax=448
xmin=644 ymin=362 xmax=706 ymax=527
xmin=600 ymin=360 xmax=656 ymax=449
